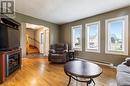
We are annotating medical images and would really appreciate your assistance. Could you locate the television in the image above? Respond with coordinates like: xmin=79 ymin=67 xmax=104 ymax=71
xmin=0 ymin=18 xmax=20 ymax=51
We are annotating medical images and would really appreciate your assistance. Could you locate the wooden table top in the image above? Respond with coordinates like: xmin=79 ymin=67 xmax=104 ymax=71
xmin=64 ymin=60 xmax=102 ymax=78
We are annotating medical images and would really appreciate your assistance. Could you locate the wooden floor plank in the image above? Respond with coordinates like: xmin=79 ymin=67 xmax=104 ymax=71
xmin=0 ymin=57 xmax=117 ymax=86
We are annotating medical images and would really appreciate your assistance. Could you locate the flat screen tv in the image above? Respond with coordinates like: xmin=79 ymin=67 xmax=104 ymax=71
xmin=0 ymin=23 xmax=20 ymax=51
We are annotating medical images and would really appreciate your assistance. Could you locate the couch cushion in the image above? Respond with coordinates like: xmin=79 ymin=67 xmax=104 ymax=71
xmin=117 ymin=64 xmax=130 ymax=73
xmin=51 ymin=54 xmax=64 ymax=57
xmin=117 ymin=64 xmax=130 ymax=86
xmin=56 ymin=48 xmax=64 ymax=51
xmin=117 ymin=71 xmax=130 ymax=86
xmin=56 ymin=51 xmax=64 ymax=54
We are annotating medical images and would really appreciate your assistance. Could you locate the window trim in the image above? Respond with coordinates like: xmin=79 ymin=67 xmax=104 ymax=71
xmin=71 ymin=25 xmax=82 ymax=51
xmin=105 ymin=15 xmax=128 ymax=55
xmin=85 ymin=21 xmax=100 ymax=53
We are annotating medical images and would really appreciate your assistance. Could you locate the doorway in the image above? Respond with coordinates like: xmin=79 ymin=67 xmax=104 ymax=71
xmin=21 ymin=23 xmax=49 ymax=57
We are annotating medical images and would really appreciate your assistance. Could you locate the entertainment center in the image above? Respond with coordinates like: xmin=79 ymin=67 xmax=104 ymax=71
xmin=0 ymin=15 xmax=21 ymax=83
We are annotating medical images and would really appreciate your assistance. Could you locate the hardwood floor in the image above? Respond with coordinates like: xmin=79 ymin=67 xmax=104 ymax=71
xmin=0 ymin=57 xmax=117 ymax=86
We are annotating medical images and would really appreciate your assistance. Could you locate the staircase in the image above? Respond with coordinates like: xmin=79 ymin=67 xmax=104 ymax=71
xmin=27 ymin=45 xmax=39 ymax=54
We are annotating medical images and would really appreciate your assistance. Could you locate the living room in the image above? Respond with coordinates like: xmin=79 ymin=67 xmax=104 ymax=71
xmin=0 ymin=0 xmax=130 ymax=86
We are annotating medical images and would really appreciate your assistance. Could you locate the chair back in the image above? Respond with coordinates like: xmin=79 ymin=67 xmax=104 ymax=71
xmin=50 ymin=43 xmax=68 ymax=52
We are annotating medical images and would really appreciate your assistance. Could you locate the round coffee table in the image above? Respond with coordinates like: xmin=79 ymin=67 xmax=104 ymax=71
xmin=64 ymin=60 xmax=102 ymax=86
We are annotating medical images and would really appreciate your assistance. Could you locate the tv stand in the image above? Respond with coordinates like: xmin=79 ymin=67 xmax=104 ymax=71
xmin=0 ymin=48 xmax=21 ymax=83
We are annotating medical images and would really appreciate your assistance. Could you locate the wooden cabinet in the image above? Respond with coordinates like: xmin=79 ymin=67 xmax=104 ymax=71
xmin=0 ymin=53 xmax=6 ymax=83
xmin=0 ymin=49 xmax=21 ymax=83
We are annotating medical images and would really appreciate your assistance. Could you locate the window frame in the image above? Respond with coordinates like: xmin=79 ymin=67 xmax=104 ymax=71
xmin=85 ymin=21 xmax=100 ymax=53
xmin=105 ymin=15 xmax=128 ymax=55
xmin=71 ymin=25 xmax=82 ymax=51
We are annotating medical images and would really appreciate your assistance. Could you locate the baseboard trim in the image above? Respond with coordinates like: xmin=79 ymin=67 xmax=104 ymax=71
xmin=75 ymin=58 xmax=117 ymax=69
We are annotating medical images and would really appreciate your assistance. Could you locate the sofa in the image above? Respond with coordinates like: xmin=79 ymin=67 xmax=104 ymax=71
xmin=48 ymin=43 xmax=69 ymax=63
xmin=116 ymin=58 xmax=130 ymax=86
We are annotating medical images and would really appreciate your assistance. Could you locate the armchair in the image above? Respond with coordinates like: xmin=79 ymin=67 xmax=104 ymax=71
xmin=48 ymin=43 xmax=69 ymax=63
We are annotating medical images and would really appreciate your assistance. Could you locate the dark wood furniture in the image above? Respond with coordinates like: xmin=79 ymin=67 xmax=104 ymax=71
xmin=64 ymin=60 xmax=102 ymax=86
xmin=0 ymin=15 xmax=21 ymax=83
xmin=68 ymin=50 xmax=75 ymax=60
xmin=0 ymin=49 xmax=21 ymax=83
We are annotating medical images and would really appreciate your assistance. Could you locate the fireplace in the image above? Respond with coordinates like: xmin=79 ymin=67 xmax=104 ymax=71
xmin=6 ymin=50 xmax=21 ymax=77
xmin=0 ymin=49 xmax=21 ymax=83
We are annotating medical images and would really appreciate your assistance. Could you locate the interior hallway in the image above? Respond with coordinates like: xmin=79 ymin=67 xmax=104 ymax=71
xmin=25 ymin=23 xmax=49 ymax=57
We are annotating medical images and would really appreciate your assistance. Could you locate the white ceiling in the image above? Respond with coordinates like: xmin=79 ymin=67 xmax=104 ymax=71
xmin=16 ymin=0 xmax=130 ymax=24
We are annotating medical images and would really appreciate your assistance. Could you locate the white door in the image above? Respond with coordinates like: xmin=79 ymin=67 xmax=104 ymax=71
xmin=40 ymin=33 xmax=44 ymax=53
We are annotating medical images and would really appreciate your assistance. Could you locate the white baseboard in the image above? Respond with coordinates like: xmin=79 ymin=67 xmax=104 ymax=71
xmin=76 ymin=58 xmax=117 ymax=69
xmin=92 ymin=61 xmax=117 ymax=69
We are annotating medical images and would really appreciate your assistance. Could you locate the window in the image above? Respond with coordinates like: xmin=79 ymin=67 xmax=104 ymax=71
xmin=105 ymin=15 xmax=128 ymax=55
xmin=71 ymin=25 xmax=82 ymax=51
xmin=85 ymin=21 xmax=100 ymax=52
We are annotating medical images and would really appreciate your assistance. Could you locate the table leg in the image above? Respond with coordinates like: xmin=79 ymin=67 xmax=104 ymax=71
xmin=67 ymin=76 xmax=71 ymax=86
xmin=91 ymin=79 xmax=95 ymax=86
xmin=87 ymin=83 xmax=89 ymax=86
xmin=86 ymin=78 xmax=95 ymax=86
xmin=87 ymin=78 xmax=95 ymax=86
xmin=86 ymin=79 xmax=91 ymax=86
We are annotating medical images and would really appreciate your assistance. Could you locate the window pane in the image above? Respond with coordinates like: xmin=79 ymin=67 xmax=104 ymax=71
xmin=106 ymin=15 xmax=128 ymax=55
xmin=108 ymin=20 xmax=124 ymax=51
xmin=87 ymin=24 xmax=98 ymax=49
xmin=72 ymin=25 xmax=82 ymax=50
xmin=85 ymin=22 xmax=100 ymax=52
xmin=73 ymin=28 xmax=81 ymax=48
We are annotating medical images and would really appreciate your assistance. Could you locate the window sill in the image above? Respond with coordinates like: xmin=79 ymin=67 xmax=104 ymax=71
xmin=85 ymin=49 xmax=100 ymax=53
xmin=105 ymin=51 xmax=128 ymax=55
xmin=72 ymin=48 xmax=82 ymax=51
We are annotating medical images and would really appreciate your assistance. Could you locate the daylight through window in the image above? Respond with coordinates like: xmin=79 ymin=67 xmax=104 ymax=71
xmin=105 ymin=15 xmax=128 ymax=55
xmin=71 ymin=25 xmax=82 ymax=51
xmin=85 ymin=21 xmax=100 ymax=52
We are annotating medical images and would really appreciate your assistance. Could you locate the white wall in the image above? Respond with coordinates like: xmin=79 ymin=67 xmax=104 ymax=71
xmin=34 ymin=27 xmax=49 ymax=55
xmin=34 ymin=28 xmax=43 ymax=52
xmin=26 ymin=28 xmax=35 ymax=46
xmin=20 ymin=23 xmax=26 ymax=57
xmin=45 ymin=29 xmax=49 ymax=56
